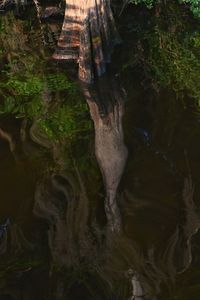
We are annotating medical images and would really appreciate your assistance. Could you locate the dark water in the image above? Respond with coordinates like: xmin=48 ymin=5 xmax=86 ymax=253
xmin=0 ymin=3 xmax=200 ymax=300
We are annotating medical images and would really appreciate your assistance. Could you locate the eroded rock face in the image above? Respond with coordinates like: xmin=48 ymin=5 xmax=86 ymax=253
xmin=34 ymin=174 xmax=76 ymax=267
xmin=82 ymin=77 xmax=128 ymax=231
xmin=162 ymin=177 xmax=200 ymax=274
xmin=51 ymin=0 xmax=128 ymax=232
xmin=33 ymin=172 xmax=99 ymax=268
xmin=53 ymin=0 xmax=120 ymax=83
xmin=41 ymin=7 xmax=64 ymax=20
xmin=53 ymin=0 xmax=127 ymax=232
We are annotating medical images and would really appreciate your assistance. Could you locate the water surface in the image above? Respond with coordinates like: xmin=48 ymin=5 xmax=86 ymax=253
xmin=0 ymin=3 xmax=200 ymax=300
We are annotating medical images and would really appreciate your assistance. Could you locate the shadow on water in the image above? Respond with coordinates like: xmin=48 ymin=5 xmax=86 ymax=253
xmin=0 ymin=1 xmax=200 ymax=300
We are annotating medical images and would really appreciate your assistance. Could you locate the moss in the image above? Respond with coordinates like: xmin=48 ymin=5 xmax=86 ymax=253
xmin=0 ymin=12 xmax=92 ymax=143
xmin=0 ymin=73 xmax=92 ymax=141
xmin=37 ymin=102 xmax=92 ymax=141
xmin=145 ymin=29 xmax=200 ymax=101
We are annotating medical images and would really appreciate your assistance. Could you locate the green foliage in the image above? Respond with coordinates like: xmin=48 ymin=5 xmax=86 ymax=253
xmin=129 ymin=0 xmax=156 ymax=9
xmin=123 ymin=1 xmax=200 ymax=104
xmin=46 ymin=74 xmax=76 ymax=93
xmin=0 ymin=72 xmax=91 ymax=140
xmin=180 ymin=0 xmax=200 ymax=17
xmin=38 ymin=102 xmax=92 ymax=141
xmin=0 ymin=12 xmax=92 ymax=143
xmin=0 ymin=77 xmax=44 ymax=96
xmin=0 ymin=72 xmax=77 ymax=118
xmin=0 ymin=96 xmax=45 ymax=118
xmin=128 ymin=0 xmax=200 ymax=17
xmin=0 ymin=73 xmax=76 ymax=97
xmin=146 ymin=29 xmax=200 ymax=101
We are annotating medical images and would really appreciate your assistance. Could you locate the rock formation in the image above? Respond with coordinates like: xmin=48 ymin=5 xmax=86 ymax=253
xmin=53 ymin=0 xmax=128 ymax=231
xmin=53 ymin=0 xmax=121 ymax=83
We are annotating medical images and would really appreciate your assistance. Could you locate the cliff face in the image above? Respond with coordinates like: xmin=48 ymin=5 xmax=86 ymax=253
xmin=82 ymin=77 xmax=128 ymax=231
xmin=52 ymin=1 xmax=128 ymax=232
xmin=53 ymin=0 xmax=120 ymax=83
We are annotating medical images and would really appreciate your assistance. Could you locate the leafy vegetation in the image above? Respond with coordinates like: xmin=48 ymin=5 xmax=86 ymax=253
xmin=145 ymin=29 xmax=200 ymax=102
xmin=128 ymin=0 xmax=200 ymax=17
xmin=0 ymin=66 xmax=91 ymax=138
xmin=0 ymin=12 xmax=92 ymax=142
xmin=128 ymin=0 xmax=155 ymax=9
xmin=180 ymin=0 xmax=200 ymax=17
xmin=122 ymin=1 xmax=200 ymax=104
xmin=38 ymin=102 xmax=91 ymax=141
xmin=0 ymin=72 xmax=91 ymax=140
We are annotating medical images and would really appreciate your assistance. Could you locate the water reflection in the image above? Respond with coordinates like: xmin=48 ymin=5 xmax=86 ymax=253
xmin=0 ymin=2 xmax=200 ymax=300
